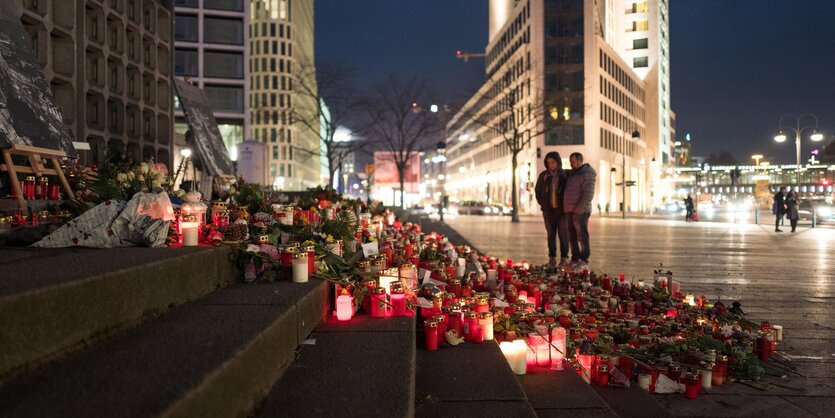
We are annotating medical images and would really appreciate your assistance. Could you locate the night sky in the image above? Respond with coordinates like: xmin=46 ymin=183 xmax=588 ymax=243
xmin=315 ymin=0 xmax=835 ymax=164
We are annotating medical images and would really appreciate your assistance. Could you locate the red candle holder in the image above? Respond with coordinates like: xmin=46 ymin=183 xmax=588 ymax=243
xmin=424 ymin=320 xmax=439 ymax=351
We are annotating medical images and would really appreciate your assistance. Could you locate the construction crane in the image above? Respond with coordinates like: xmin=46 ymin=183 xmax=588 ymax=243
xmin=455 ymin=50 xmax=486 ymax=63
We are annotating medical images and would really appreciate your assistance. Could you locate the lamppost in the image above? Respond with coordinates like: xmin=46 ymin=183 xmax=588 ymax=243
xmin=751 ymin=154 xmax=763 ymax=169
xmin=774 ymin=113 xmax=823 ymax=190
xmin=621 ymin=129 xmax=640 ymax=219
xmin=436 ymin=141 xmax=447 ymax=222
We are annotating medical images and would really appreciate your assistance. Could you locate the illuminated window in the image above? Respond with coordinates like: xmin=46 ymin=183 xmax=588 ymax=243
xmin=632 ymin=20 xmax=649 ymax=31
xmin=632 ymin=2 xmax=648 ymax=13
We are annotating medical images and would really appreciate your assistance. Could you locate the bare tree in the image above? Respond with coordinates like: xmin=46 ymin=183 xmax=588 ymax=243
xmin=358 ymin=76 xmax=440 ymax=209
xmin=450 ymin=67 xmax=571 ymax=222
xmin=292 ymin=61 xmax=365 ymax=188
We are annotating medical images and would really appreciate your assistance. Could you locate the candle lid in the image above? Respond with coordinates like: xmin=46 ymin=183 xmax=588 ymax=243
xmin=433 ymin=315 xmax=446 ymax=323
xmin=303 ymin=245 xmax=315 ymax=252
xmin=26 ymin=176 xmax=36 ymax=181
xmin=478 ymin=312 xmax=493 ymax=319
xmin=181 ymin=213 xmax=199 ymax=223
xmin=256 ymin=235 xmax=270 ymax=244
xmin=38 ymin=177 xmax=48 ymax=182
xmin=293 ymin=252 xmax=308 ymax=259
xmin=424 ymin=320 xmax=437 ymax=328
xmin=372 ymin=286 xmax=387 ymax=295
xmin=464 ymin=311 xmax=477 ymax=319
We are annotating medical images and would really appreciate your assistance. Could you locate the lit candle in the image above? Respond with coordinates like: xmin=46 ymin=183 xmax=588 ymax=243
xmin=518 ymin=290 xmax=528 ymax=302
xmin=390 ymin=285 xmax=407 ymax=316
xmin=684 ymin=294 xmax=696 ymax=306
xmin=181 ymin=214 xmax=199 ymax=247
xmin=335 ymin=289 xmax=353 ymax=321
xmin=772 ymin=324 xmax=783 ymax=341
xmin=511 ymin=339 xmax=528 ymax=375
xmin=434 ymin=315 xmax=447 ymax=340
xmin=478 ymin=312 xmax=494 ymax=341
xmin=549 ymin=325 xmax=566 ymax=371
xmin=378 ymin=268 xmax=399 ymax=295
xmin=292 ymin=253 xmax=309 ymax=283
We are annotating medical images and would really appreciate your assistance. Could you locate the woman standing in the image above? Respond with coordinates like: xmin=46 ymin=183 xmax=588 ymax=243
xmin=786 ymin=190 xmax=800 ymax=233
xmin=535 ymin=152 xmax=568 ymax=268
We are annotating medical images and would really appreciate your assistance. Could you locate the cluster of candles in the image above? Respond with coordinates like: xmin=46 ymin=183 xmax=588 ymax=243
xmin=381 ymin=231 xmax=782 ymax=399
xmin=11 ymin=176 xmax=62 ymax=201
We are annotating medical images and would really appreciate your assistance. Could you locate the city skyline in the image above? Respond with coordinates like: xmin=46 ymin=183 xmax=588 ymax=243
xmin=315 ymin=0 xmax=835 ymax=165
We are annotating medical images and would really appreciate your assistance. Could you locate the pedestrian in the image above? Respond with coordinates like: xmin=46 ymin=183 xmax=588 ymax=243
xmin=535 ymin=151 xmax=569 ymax=269
xmin=683 ymin=194 xmax=694 ymax=221
xmin=563 ymin=152 xmax=596 ymax=271
xmin=786 ymin=190 xmax=799 ymax=233
xmin=773 ymin=186 xmax=787 ymax=232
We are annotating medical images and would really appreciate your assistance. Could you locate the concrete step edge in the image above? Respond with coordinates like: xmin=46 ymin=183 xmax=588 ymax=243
xmin=0 ymin=279 xmax=331 ymax=418
xmin=0 ymin=246 xmax=237 ymax=379
xmin=255 ymin=315 xmax=417 ymax=418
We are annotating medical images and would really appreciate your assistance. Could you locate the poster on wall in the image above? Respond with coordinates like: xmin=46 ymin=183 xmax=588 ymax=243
xmin=0 ymin=1 xmax=76 ymax=157
xmin=173 ymin=78 xmax=234 ymax=177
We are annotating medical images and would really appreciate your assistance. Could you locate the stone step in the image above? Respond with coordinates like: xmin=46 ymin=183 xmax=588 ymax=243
xmin=519 ymin=368 xmax=618 ymax=417
xmin=415 ymin=337 xmax=537 ymax=417
xmin=255 ymin=315 xmax=417 ymax=418
xmin=0 ymin=279 xmax=330 ymax=418
xmin=0 ymin=246 xmax=237 ymax=378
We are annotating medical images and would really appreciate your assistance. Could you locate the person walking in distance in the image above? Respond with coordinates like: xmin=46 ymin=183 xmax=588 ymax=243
xmin=535 ymin=152 xmax=569 ymax=269
xmin=786 ymin=190 xmax=799 ymax=233
xmin=684 ymin=194 xmax=694 ymax=222
xmin=773 ymin=186 xmax=787 ymax=232
xmin=563 ymin=152 xmax=596 ymax=271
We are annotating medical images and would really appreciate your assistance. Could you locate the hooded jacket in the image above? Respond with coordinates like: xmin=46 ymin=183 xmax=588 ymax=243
xmin=534 ymin=152 xmax=566 ymax=212
xmin=563 ymin=163 xmax=597 ymax=214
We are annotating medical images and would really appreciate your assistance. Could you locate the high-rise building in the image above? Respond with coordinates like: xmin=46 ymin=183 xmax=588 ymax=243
xmin=446 ymin=0 xmax=674 ymax=214
xmin=17 ymin=0 xmax=176 ymax=167
xmin=249 ymin=0 xmax=318 ymax=191
xmin=173 ymin=0 xmax=248 ymax=156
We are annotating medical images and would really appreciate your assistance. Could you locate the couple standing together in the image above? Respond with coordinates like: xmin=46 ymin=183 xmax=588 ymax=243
xmin=534 ymin=151 xmax=596 ymax=271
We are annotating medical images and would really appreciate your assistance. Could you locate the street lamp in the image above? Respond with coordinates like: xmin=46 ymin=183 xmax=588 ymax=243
xmin=751 ymin=154 xmax=763 ymax=169
xmin=621 ymin=130 xmax=640 ymax=219
xmin=774 ymin=113 xmax=824 ymax=190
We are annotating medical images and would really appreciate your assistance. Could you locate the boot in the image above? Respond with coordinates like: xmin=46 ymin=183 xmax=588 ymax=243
xmin=548 ymin=257 xmax=557 ymax=268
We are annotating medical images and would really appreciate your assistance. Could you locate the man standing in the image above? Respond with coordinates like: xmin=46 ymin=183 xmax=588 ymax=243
xmin=773 ymin=186 xmax=787 ymax=232
xmin=535 ymin=152 xmax=568 ymax=269
xmin=563 ymin=152 xmax=596 ymax=271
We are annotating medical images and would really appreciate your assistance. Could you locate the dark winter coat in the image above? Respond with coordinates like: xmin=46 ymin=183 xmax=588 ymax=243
xmin=535 ymin=169 xmax=566 ymax=212
xmin=563 ymin=163 xmax=597 ymax=214
xmin=773 ymin=191 xmax=786 ymax=215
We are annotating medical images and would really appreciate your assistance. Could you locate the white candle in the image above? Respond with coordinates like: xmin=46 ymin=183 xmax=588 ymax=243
xmin=609 ymin=297 xmax=619 ymax=310
xmin=512 ymin=339 xmax=528 ymax=375
xmin=638 ymin=373 xmax=651 ymax=390
xmin=772 ymin=325 xmax=783 ymax=341
xmin=478 ymin=313 xmax=494 ymax=341
xmin=181 ymin=224 xmax=199 ymax=246
xmin=292 ymin=255 xmax=308 ymax=283
xmin=701 ymin=369 xmax=713 ymax=389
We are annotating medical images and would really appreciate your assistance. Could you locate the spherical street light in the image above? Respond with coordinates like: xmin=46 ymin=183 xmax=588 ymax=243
xmin=773 ymin=113 xmax=825 ymax=189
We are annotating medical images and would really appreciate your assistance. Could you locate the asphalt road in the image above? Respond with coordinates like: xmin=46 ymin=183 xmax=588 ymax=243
xmin=441 ymin=214 xmax=835 ymax=417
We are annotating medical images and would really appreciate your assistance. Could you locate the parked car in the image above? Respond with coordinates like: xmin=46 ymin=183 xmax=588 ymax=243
xmin=455 ymin=201 xmax=494 ymax=216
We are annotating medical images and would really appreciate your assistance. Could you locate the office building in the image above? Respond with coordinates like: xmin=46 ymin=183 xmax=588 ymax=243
xmin=173 ymin=0 xmax=248 ymax=156
xmin=446 ymin=0 xmax=674 ymax=214
xmin=249 ymin=0 xmax=318 ymax=191
xmin=18 ymin=0 xmax=175 ymax=166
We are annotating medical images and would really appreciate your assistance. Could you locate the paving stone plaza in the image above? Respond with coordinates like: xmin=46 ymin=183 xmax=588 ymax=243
xmin=438 ymin=215 xmax=835 ymax=416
